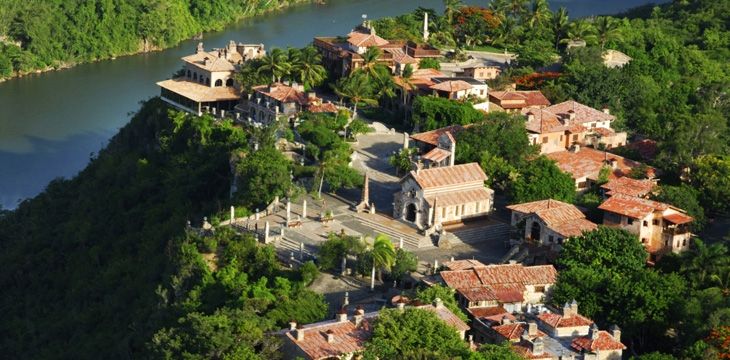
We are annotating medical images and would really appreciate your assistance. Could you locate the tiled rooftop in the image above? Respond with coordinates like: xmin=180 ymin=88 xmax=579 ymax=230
xmin=182 ymin=51 xmax=236 ymax=72
xmin=506 ymin=199 xmax=573 ymax=214
xmin=347 ymin=29 xmax=389 ymax=48
xmin=443 ymin=259 xmax=487 ymax=271
xmin=571 ymin=331 xmax=626 ymax=352
xmin=537 ymin=311 xmax=593 ymax=329
xmin=157 ymin=79 xmax=241 ymax=102
xmin=489 ymin=90 xmax=551 ymax=109
xmin=522 ymin=100 xmax=614 ymax=134
xmin=601 ymin=177 xmax=656 ymax=197
xmin=408 ymin=162 xmax=487 ymax=190
xmin=424 ymin=187 xmax=494 ymax=207
xmin=410 ymin=125 xmax=464 ymax=146
xmin=598 ymin=193 xmax=669 ymax=219
xmin=429 ymin=80 xmax=473 ymax=92
xmin=664 ymin=212 xmax=693 ymax=224
xmin=546 ymin=147 xmax=653 ymax=181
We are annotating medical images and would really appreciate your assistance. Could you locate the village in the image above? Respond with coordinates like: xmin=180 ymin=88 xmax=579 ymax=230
xmin=155 ymin=11 xmax=700 ymax=360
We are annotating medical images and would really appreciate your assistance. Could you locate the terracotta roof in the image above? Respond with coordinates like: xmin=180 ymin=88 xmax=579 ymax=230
xmin=422 ymin=147 xmax=452 ymax=163
xmin=410 ymin=125 xmax=464 ymax=146
xmin=592 ymin=127 xmax=615 ymax=137
xmin=440 ymin=270 xmax=482 ymax=289
xmin=546 ymin=147 xmax=653 ymax=182
xmin=489 ymin=90 xmax=550 ymax=109
xmin=347 ymin=30 xmax=389 ymax=48
xmin=407 ymin=163 xmax=487 ymax=190
xmin=538 ymin=312 xmax=593 ymax=329
xmin=601 ymin=177 xmax=656 ymax=197
xmin=440 ymin=264 xmax=557 ymax=291
xmin=284 ymin=317 xmax=374 ymax=359
xmin=430 ymin=80 xmax=473 ymax=93
xmin=490 ymin=283 xmax=526 ymax=303
xmin=550 ymin=218 xmax=598 ymax=238
xmin=534 ymin=206 xmax=586 ymax=227
xmin=425 ymin=187 xmax=494 ymax=207
xmin=308 ymin=102 xmax=339 ymax=113
xmin=522 ymin=100 xmax=614 ymax=134
xmin=598 ymin=193 xmax=669 ymax=219
xmin=544 ymin=100 xmax=614 ymax=123
xmin=493 ymin=323 xmax=546 ymax=341
xmin=443 ymin=259 xmax=487 ymax=271
xmin=157 ymin=79 xmax=241 ymax=103
xmin=572 ymin=331 xmax=626 ymax=352
xmin=182 ymin=51 xmax=236 ymax=72
xmin=664 ymin=212 xmax=694 ymax=225
xmin=512 ymin=340 xmax=554 ymax=360
xmin=412 ymin=68 xmax=447 ymax=78
xmin=467 ymin=306 xmax=513 ymax=322
xmin=415 ymin=304 xmax=471 ymax=332
xmin=253 ymin=83 xmax=309 ymax=105
xmin=384 ymin=47 xmax=417 ymax=64
xmin=506 ymin=199 xmax=573 ymax=214
xmin=460 ymin=287 xmax=498 ymax=302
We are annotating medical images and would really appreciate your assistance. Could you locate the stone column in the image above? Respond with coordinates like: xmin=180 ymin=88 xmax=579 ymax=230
xmin=280 ymin=225 xmax=285 ymax=238
xmin=264 ymin=221 xmax=270 ymax=243
xmin=255 ymin=209 xmax=260 ymax=221
xmin=302 ymin=200 xmax=307 ymax=219
xmin=403 ymin=132 xmax=410 ymax=149
xmin=299 ymin=242 xmax=304 ymax=260
xmin=428 ymin=206 xmax=434 ymax=226
xmin=399 ymin=237 xmax=404 ymax=249
xmin=286 ymin=200 xmax=291 ymax=224
xmin=230 ymin=206 xmax=235 ymax=223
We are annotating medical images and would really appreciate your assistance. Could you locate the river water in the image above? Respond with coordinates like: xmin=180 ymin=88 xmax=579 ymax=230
xmin=0 ymin=0 xmax=664 ymax=209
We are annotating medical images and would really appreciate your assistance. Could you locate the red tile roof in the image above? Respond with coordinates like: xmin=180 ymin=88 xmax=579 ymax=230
xmin=506 ymin=199 xmax=573 ymax=214
xmin=415 ymin=304 xmax=471 ymax=332
xmin=443 ymin=259 xmax=487 ymax=271
xmin=546 ymin=147 xmax=654 ymax=182
xmin=347 ymin=30 xmax=389 ymax=48
xmin=601 ymin=177 xmax=656 ymax=197
xmin=663 ymin=212 xmax=694 ymax=225
xmin=430 ymin=80 xmax=473 ymax=93
xmin=473 ymin=265 xmax=557 ymax=286
xmin=508 ymin=200 xmax=597 ymax=238
xmin=460 ymin=287 xmax=498 ymax=302
xmin=410 ymin=125 xmax=464 ymax=146
xmin=571 ymin=331 xmax=626 ymax=352
xmin=512 ymin=340 xmax=554 ymax=360
xmin=424 ymin=187 xmax=494 ymax=207
xmin=253 ymin=83 xmax=309 ymax=104
xmin=422 ymin=147 xmax=452 ymax=163
xmin=308 ymin=102 xmax=339 ymax=113
xmin=537 ymin=312 xmax=593 ymax=329
xmin=182 ymin=51 xmax=236 ymax=72
xmin=550 ymin=218 xmax=598 ymax=238
xmin=489 ymin=90 xmax=551 ymax=109
xmin=493 ymin=323 xmax=546 ymax=341
xmin=598 ymin=193 xmax=669 ymax=219
xmin=407 ymin=162 xmax=487 ymax=190
xmin=284 ymin=317 xmax=373 ymax=360
xmin=522 ymin=100 xmax=614 ymax=135
xmin=467 ymin=306 xmax=513 ymax=323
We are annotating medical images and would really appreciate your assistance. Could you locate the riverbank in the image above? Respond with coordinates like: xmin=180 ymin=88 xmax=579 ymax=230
xmin=0 ymin=0 xmax=317 ymax=83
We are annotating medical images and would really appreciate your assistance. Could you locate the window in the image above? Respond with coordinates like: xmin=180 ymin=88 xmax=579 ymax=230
xmin=442 ymin=208 xmax=446 ymax=218
xmin=560 ymin=135 xmax=564 ymax=141
xmin=542 ymin=137 xmax=548 ymax=144
xmin=653 ymin=219 xmax=659 ymax=225
xmin=535 ymin=286 xmax=545 ymax=293
xmin=214 ymin=79 xmax=223 ymax=87
xmin=548 ymin=235 xmax=554 ymax=243
xmin=186 ymin=70 xmax=191 ymax=78
xmin=573 ymin=134 xmax=579 ymax=141
xmin=193 ymin=73 xmax=198 ymax=81
xmin=226 ymin=78 xmax=234 ymax=86
xmin=627 ymin=218 xmax=634 ymax=225
xmin=557 ymin=238 xmax=563 ymax=244
xmin=461 ymin=204 xmax=465 ymax=215
xmin=643 ymin=221 xmax=649 ymax=227
xmin=592 ymin=123 xmax=597 ymax=128
xmin=682 ymin=239 xmax=687 ymax=246
xmin=642 ymin=238 xmax=647 ymax=243
xmin=476 ymin=202 xmax=480 ymax=213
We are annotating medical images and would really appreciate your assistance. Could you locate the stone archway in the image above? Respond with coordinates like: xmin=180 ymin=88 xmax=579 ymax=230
xmin=406 ymin=203 xmax=417 ymax=223
xmin=530 ymin=221 xmax=541 ymax=241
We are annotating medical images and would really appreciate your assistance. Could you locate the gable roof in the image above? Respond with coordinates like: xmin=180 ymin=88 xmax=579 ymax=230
xmin=440 ymin=264 xmax=558 ymax=290
xmin=430 ymin=80 xmax=473 ymax=93
xmin=253 ymin=83 xmax=309 ymax=105
xmin=508 ymin=199 xmax=597 ymax=238
xmin=347 ymin=30 xmax=389 ymax=48
xmin=493 ymin=323 xmax=546 ymax=341
xmin=598 ymin=193 xmax=670 ymax=219
xmin=506 ymin=199 xmax=573 ymax=214
xmin=410 ymin=125 xmax=464 ymax=146
xmin=537 ymin=312 xmax=593 ymax=329
xmin=489 ymin=90 xmax=551 ymax=109
xmin=522 ymin=100 xmax=614 ymax=134
xmin=546 ymin=147 xmax=653 ymax=182
xmin=406 ymin=163 xmax=487 ymax=190
xmin=182 ymin=51 xmax=236 ymax=72
xmin=443 ymin=259 xmax=487 ymax=271
xmin=601 ymin=177 xmax=656 ymax=197
xmin=572 ymin=331 xmax=626 ymax=352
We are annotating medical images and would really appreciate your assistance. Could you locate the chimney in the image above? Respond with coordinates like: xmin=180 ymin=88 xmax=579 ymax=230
xmin=562 ymin=302 xmax=573 ymax=318
xmin=528 ymin=322 xmax=538 ymax=337
xmin=289 ymin=320 xmax=297 ymax=331
xmin=603 ymin=107 xmax=610 ymax=114
xmin=532 ymin=337 xmax=545 ymax=355
xmin=570 ymin=299 xmax=579 ymax=314
xmin=337 ymin=308 xmax=348 ymax=322
xmin=196 ymin=42 xmax=204 ymax=53
xmin=434 ymin=297 xmax=444 ymax=309
xmin=295 ymin=325 xmax=305 ymax=341
xmin=590 ymin=324 xmax=600 ymax=340
xmin=228 ymin=40 xmax=236 ymax=51
xmin=501 ymin=315 xmax=512 ymax=325
xmin=326 ymin=329 xmax=335 ymax=343
xmin=204 ymin=57 xmax=211 ymax=66
xmin=610 ymin=324 xmax=621 ymax=342
xmin=508 ymin=260 xmax=517 ymax=265
xmin=354 ymin=306 xmax=365 ymax=326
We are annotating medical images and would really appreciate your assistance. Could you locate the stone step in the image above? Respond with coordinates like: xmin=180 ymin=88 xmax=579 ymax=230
xmin=450 ymin=223 xmax=510 ymax=245
xmin=354 ymin=215 xmax=431 ymax=250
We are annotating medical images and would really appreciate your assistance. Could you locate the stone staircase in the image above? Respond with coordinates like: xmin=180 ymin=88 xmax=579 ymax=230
xmin=448 ymin=223 xmax=510 ymax=246
xmin=277 ymin=230 xmax=317 ymax=262
xmin=354 ymin=215 xmax=432 ymax=250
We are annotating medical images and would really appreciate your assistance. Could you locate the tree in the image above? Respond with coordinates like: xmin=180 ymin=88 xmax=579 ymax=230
xmin=472 ymin=342 xmax=522 ymax=360
xmin=360 ymin=46 xmax=383 ymax=79
xmin=258 ymin=48 xmax=290 ymax=83
xmin=411 ymin=95 xmax=483 ymax=130
xmin=416 ymin=284 xmax=467 ymax=321
xmin=363 ymin=308 xmax=471 ymax=359
xmin=235 ymin=147 xmax=293 ymax=209
xmin=442 ymin=0 xmax=463 ymax=25
xmin=419 ymin=57 xmax=441 ymax=70
xmin=290 ymin=46 xmax=327 ymax=89
xmin=551 ymin=7 xmax=570 ymax=50
xmin=527 ymin=0 xmax=551 ymax=30
xmin=369 ymin=234 xmax=396 ymax=290
xmin=389 ymin=147 xmax=415 ymax=175
xmin=331 ymin=71 xmax=377 ymax=119
xmin=561 ymin=20 xmax=598 ymax=47
xmin=510 ymin=156 xmax=575 ymax=204
xmin=455 ymin=111 xmax=536 ymax=165
xmin=679 ymin=239 xmax=728 ymax=288
xmin=594 ymin=16 xmax=622 ymax=49
xmin=690 ymin=155 xmax=730 ymax=214
xmin=391 ymin=248 xmax=418 ymax=282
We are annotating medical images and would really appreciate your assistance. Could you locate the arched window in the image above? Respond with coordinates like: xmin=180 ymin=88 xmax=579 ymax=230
xmin=214 ymin=79 xmax=223 ymax=87
xmin=186 ymin=70 xmax=191 ymax=78
xmin=406 ymin=204 xmax=417 ymax=222
xmin=226 ymin=78 xmax=233 ymax=87
xmin=193 ymin=73 xmax=198 ymax=81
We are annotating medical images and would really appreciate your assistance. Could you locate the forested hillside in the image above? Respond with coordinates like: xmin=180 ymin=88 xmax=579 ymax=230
xmin=0 ymin=0 xmax=311 ymax=79
xmin=0 ymin=99 xmax=326 ymax=359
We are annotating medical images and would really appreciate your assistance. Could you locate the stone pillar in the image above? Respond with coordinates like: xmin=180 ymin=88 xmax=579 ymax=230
xmin=299 ymin=242 xmax=304 ymax=260
xmin=428 ymin=206 xmax=434 ymax=226
xmin=399 ymin=237 xmax=404 ymax=249
xmin=286 ymin=200 xmax=291 ymax=223
xmin=280 ymin=225 xmax=285 ymax=238
xmin=403 ymin=132 xmax=410 ymax=149
xmin=274 ymin=196 xmax=280 ymax=209
xmin=344 ymin=292 xmax=350 ymax=306
xmin=423 ymin=12 xmax=429 ymax=42
xmin=369 ymin=203 xmax=375 ymax=214
xmin=230 ymin=206 xmax=235 ymax=223
xmin=264 ymin=221 xmax=270 ymax=243
xmin=355 ymin=172 xmax=370 ymax=213
xmin=302 ymin=200 xmax=307 ymax=219
xmin=255 ymin=209 xmax=260 ymax=221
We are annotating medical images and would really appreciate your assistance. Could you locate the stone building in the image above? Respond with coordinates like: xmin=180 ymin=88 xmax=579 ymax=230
xmin=392 ymin=163 xmax=494 ymax=231
xmin=408 ymin=125 xmax=463 ymax=168
xmin=245 ymin=82 xmax=337 ymax=124
xmin=488 ymin=90 xmax=551 ymax=113
xmin=506 ymin=199 xmax=598 ymax=249
xmin=157 ymin=41 xmax=264 ymax=116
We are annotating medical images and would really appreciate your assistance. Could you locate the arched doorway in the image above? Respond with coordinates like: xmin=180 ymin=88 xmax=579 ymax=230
xmin=530 ymin=221 xmax=541 ymax=241
xmin=215 ymin=79 xmax=223 ymax=87
xmin=406 ymin=203 xmax=417 ymax=222
xmin=226 ymin=78 xmax=234 ymax=87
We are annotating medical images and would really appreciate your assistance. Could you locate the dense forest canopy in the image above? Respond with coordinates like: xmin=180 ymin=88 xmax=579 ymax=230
xmin=0 ymin=0 xmax=311 ymax=79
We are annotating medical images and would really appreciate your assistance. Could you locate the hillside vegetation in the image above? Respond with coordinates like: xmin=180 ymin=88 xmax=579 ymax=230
xmin=0 ymin=0 xmax=311 ymax=79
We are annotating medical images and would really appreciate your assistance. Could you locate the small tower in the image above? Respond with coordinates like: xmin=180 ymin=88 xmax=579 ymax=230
xmin=355 ymin=172 xmax=372 ymax=213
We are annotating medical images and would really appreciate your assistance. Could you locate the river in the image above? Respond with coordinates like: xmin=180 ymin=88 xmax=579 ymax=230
xmin=0 ymin=0 xmax=665 ymax=209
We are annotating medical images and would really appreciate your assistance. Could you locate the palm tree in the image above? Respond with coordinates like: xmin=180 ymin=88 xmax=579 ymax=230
xmin=594 ymin=16 xmax=622 ymax=49
xmin=560 ymin=20 xmax=598 ymax=47
xmin=681 ymin=239 xmax=729 ymax=286
xmin=443 ymin=0 xmax=463 ymax=25
xmin=398 ymin=64 xmax=415 ymax=121
xmin=488 ymin=0 xmax=509 ymax=17
xmin=491 ymin=16 xmax=517 ymax=49
xmin=552 ymin=7 xmax=570 ymax=50
xmin=331 ymin=71 xmax=377 ymax=119
xmin=257 ymin=48 xmax=290 ymax=83
xmin=360 ymin=46 xmax=382 ymax=79
xmin=527 ymin=0 xmax=551 ymax=29
xmin=506 ymin=0 xmax=528 ymax=19
xmin=291 ymin=46 xmax=327 ymax=89
xmin=369 ymin=234 xmax=396 ymax=290
xmin=371 ymin=65 xmax=396 ymax=100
